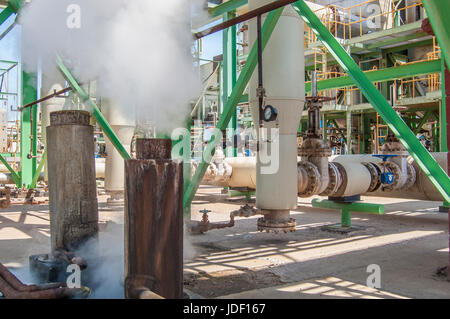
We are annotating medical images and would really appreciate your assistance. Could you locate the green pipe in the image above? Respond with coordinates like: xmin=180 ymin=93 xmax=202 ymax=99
xmin=183 ymin=8 xmax=283 ymax=209
xmin=422 ymin=0 xmax=450 ymax=68
xmin=305 ymin=59 xmax=441 ymax=93
xmin=292 ymin=1 xmax=450 ymax=203
xmin=56 ymin=56 xmax=131 ymax=160
xmin=0 ymin=154 xmax=20 ymax=187
xmin=30 ymin=149 xmax=46 ymax=189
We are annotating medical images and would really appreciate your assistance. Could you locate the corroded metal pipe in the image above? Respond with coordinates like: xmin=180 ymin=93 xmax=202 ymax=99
xmin=125 ymin=138 xmax=183 ymax=299
xmin=0 ymin=263 xmax=89 ymax=299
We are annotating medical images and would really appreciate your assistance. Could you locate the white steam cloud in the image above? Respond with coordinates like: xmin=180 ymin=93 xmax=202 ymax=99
xmin=19 ymin=0 xmax=203 ymax=133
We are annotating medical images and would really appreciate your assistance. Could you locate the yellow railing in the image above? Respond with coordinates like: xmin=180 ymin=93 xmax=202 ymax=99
xmin=396 ymin=38 xmax=441 ymax=100
xmin=305 ymin=0 xmax=425 ymax=47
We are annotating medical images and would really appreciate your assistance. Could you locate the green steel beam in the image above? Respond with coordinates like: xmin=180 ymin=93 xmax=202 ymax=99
xmin=422 ymin=0 xmax=450 ymax=68
xmin=366 ymin=32 xmax=429 ymax=51
xmin=441 ymin=59 xmax=448 ymax=152
xmin=223 ymin=10 xmax=238 ymax=158
xmin=21 ymin=71 xmax=37 ymax=188
xmin=31 ymin=149 xmax=46 ymax=189
xmin=209 ymin=0 xmax=247 ymax=18
xmin=414 ymin=110 xmax=433 ymax=135
xmin=382 ymin=39 xmax=434 ymax=54
xmin=305 ymin=59 xmax=441 ymax=93
xmin=0 ymin=154 xmax=20 ymax=187
xmin=312 ymin=198 xmax=384 ymax=227
xmin=292 ymin=0 xmax=450 ymax=203
xmin=0 ymin=0 xmax=22 ymax=26
xmin=0 ymin=5 xmax=13 ymax=26
xmin=56 ymin=56 xmax=131 ymax=160
xmin=183 ymin=8 xmax=283 ymax=209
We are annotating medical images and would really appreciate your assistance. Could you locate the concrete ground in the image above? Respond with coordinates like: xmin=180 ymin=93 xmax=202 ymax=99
xmin=0 ymin=185 xmax=449 ymax=299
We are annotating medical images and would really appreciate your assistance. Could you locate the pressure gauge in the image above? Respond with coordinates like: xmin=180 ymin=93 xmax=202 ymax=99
xmin=263 ymin=105 xmax=278 ymax=122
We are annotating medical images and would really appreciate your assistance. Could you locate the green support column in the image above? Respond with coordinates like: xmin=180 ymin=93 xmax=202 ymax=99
xmin=172 ymin=118 xmax=192 ymax=219
xmin=440 ymin=59 xmax=448 ymax=152
xmin=223 ymin=11 xmax=238 ymax=158
xmin=346 ymin=111 xmax=352 ymax=154
xmin=20 ymin=72 xmax=37 ymax=188
xmin=292 ymin=1 xmax=450 ymax=202
xmin=183 ymin=8 xmax=284 ymax=209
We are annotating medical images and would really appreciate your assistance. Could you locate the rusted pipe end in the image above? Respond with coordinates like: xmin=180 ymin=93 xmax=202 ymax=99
xmin=50 ymin=110 xmax=91 ymax=126
xmin=136 ymin=138 xmax=172 ymax=160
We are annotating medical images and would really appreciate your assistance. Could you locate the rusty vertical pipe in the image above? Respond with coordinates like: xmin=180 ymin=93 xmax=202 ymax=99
xmin=46 ymin=111 xmax=99 ymax=252
xmin=124 ymin=138 xmax=183 ymax=299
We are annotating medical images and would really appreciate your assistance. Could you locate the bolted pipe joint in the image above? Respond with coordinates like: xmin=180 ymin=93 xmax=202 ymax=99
xmin=380 ymin=139 xmax=417 ymax=190
xmin=298 ymin=137 xmax=333 ymax=195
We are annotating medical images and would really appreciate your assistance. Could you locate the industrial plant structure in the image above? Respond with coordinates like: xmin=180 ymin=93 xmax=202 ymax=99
xmin=0 ymin=0 xmax=449 ymax=300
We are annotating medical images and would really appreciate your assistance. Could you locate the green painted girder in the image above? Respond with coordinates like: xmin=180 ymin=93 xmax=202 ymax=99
xmin=31 ymin=149 xmax=46 ymax=189
xmin=292 ymin=1 xmax=450 ymax=202
xmin=414 ymin=110 xmax=433 ymax=135
xmin=223 ymin=10 xmax=238 ymax=158
xmin=423 ymin=0 xmax=450 ymax=68
xmin=208 ymin=0 xmax=247 ymax=18
xmin=0 ymin=4 xmax=13 ymax=26
xmin=21 ymin=71 xmax=37 ymax=188
xmin=183 ymin=8 xmax=283 ymax=209
xmin=0 ymin=0 xmax=22 ymax=25
xmin=440 ymin=58 xmax=448 ymax=152
xmin=312 ymin=198 xmax=384 ymax=227
xmin=56 ymin=56 xmax=131 ymax=160
xmin=383 ymin=39 xmax=434 ymax=54
xmin=305 ymin=59 xmax=441 ymax=93
xmin=0 ymin=154 xmax=20 ymax=187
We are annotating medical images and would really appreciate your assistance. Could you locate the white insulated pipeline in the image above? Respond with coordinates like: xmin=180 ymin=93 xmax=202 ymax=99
xmin=201 ymin=152 xmax=447 ymax=202
xmin=248 ymin=0 xmax=305 ymax=211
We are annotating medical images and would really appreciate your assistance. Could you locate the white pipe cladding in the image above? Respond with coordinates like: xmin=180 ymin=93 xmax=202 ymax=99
xmin=202 ymin=153 xmax=448 ymax=201
xmin=249 ymin=0 xmax=305 ymax=210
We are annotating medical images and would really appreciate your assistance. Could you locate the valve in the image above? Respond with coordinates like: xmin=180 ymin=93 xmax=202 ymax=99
xmin=372 ymin=154 xmax=397 ymax=186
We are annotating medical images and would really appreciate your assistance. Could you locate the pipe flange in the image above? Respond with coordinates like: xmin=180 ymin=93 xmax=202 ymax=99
xmin=298 ymin=138 xmax=332 ymax=157
xmin=320 ymin=162 xmax=342 ymax=196
xmin=379 ymin=161 xmax=402 ymax=190
xmin=297 ymin=161 xmax=321 ymax=197
xmin=403 ymin=163 xmax=416 ymax=190
xmin=362 ymin=162 xmax=382 ymax=192
xmin=257 ymin=217 xmax=296 ymax=233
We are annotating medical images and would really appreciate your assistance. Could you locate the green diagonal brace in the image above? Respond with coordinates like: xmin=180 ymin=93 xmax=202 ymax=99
xmin=56 ymin=56 xmax=131 ymax=160
xmin=0 ymin=5 xmax=14 ymax=26
xmin=31 ymin=149 xmax=46 ymax=189
xmin=0 ymin=1 xmax=22 ymax=26
xmin=414 ymin=110 xmax=433 ymax=135
xmin=292 ymin=1 xmax=450 ymax=203
xmin=183 ymin=8 xmax=283 ymax=209
xmin=0 ymin=154 xmax=20 ymax=187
